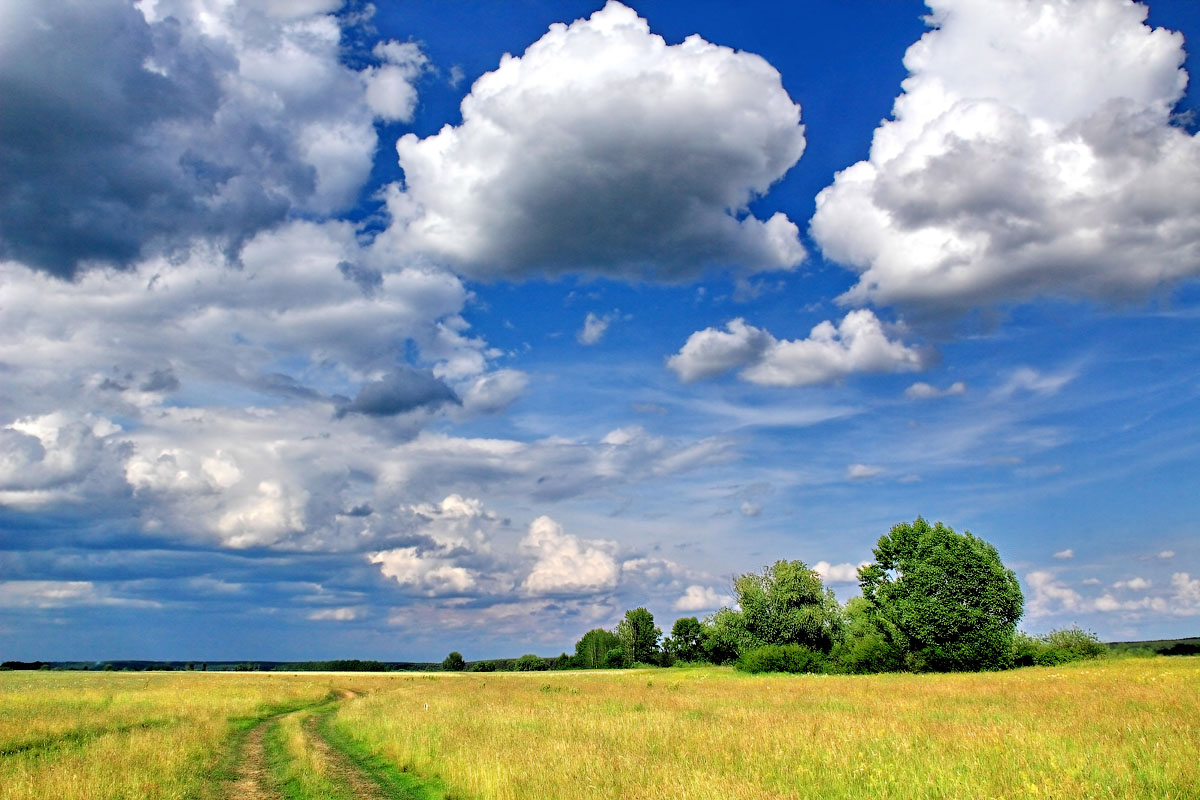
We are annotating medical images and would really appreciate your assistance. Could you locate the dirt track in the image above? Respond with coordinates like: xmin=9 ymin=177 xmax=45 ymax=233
xmin=224 ymin=689 xmax=382 ymax=800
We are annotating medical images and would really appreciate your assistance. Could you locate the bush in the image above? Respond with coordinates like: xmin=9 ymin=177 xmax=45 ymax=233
xmin=735 ymin=644 xmax=827 ymax=674
xmin=513 ymin=654 xmax=549 ymax=671
xmin=467 ymin=660 xmax=496 ymax=672
xmin=1014 ymin=627 xmax=1107 ymax=666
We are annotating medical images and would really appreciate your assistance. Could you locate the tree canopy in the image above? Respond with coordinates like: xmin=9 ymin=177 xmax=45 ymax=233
xmin=615 ymin=607 xmax=661 ymax=665
xmin=858 ymin=517 xmax=1024 ymax=672
xmin=715 ymin=559 xmax=844 ymax=655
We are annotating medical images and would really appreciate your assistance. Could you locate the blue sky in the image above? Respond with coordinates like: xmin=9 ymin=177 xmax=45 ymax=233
xmin=1 ymin=0 xmax=1199 ymax=662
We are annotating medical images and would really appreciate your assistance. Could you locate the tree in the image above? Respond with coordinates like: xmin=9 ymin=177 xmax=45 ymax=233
xmin=724 ymin=560 xmax=844 ymax=655
xmin=513 ymin=653 xmax=549 ymax=671
xmin=615 ymin=607 xmax=661 ymax=666
xmin=442 ymin=651 xmax=465 ymax=671
xmin=664 ymin=617 xmax=707 ymax=663
xmin=574 ymin=628 xmax=620 ymax=669
xmin=859 ymin=517 xmax=1024 ymax=672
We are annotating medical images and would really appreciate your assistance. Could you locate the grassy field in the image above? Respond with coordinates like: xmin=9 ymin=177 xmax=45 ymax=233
xmin=2 ymin=657 xmax=1198 ymax=799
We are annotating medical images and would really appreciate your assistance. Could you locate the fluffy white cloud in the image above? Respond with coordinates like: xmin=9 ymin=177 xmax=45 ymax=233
xmin=811 ymin=0 xmax=1200 ymax=312
xmin=364 ymin=41 xmax=428 ymax=122
xmin=905 ymin=380 xmax=966 ymax=399
xmin=813 ymin=561 xmax=866 ymax=584
xmin=1159 ymin=550 xmax=1176 ymax=560
xmin=1053 ymin=549 xmax=1075 ymax=560
xmin=382 ymin=1 xmax=806 ymax=281
xmin=0 ymin=580 xmax=157 ymax=609
xmin=1113 ymin=577 xmax=1152 ymax=591
xmin=994 ymin=367 xmax=1076 ymax=398
xmin=673 ymin=584 xmax=733 ymax=612
xmin=521 ymin=516 xmax=619 ymax=596
xmin=1025 ymin=570 xmax=1085 ymax=617
xmin=669 ymin=310 xmax=927 ymax=386
xmin=371 ymin=547 xmax=477 ymax=595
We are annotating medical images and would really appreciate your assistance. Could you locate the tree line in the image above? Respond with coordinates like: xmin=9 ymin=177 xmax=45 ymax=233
xmin=443 ymin=517 xmax=1107 ymax=675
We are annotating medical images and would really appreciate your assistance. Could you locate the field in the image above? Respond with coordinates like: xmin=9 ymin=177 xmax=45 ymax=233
xmin=1 ymin=657 xmax=1197 ymax=800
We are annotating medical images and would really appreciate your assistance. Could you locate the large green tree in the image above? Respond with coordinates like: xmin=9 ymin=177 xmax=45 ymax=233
xmin=664 ymin=616 xmax=707 ymax=663
xmin=615 ymin=607 xmax=661 ymax=666
xmin=720 ymin=560 xmax=844 ymax=655
xmin=574 ymin=628 xmax=620 ymax=669
xmin=858 ymin=517 xmax=1024 ymax=672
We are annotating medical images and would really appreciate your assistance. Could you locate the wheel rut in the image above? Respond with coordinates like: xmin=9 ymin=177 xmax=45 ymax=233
xmin=223 ymin=688 xmax=385 ymax=800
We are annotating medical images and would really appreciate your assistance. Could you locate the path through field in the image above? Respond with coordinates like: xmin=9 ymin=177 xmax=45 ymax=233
xmin=225 ymin=688 xmax=393 ymax=800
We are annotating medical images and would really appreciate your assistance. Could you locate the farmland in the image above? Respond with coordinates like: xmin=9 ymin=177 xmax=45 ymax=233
xmin=2 ymin=657 xmax=1198 ymax=800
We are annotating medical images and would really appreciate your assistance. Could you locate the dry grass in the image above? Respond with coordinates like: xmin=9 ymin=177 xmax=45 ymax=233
xmin=330 ymin=658 xmax=1200 ymax=800
xmin=3 ymin=659 xmax=1197 ymax=799
xmin=0 ymin=671 xmax=336 ymax=800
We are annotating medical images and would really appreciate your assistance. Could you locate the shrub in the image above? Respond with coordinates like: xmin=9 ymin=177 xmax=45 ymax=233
xmin=467 ymin=660 xmax=496 ymax=672
xmin=1014 ymin=627 xmax=1107 ymax=666
xmin=513 ymin=654 xmax=549 ymax=671
xmin=735 ymin=644 xmax=827 ymax=674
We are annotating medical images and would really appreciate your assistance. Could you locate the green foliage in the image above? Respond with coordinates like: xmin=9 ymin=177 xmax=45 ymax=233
xmin=717 ymin=560 xmax=844 ymax=657
xmin=830 ymin=597 xmax=904 ymax=674
xmin=513 ymin=654 xmax=549 ymax=671
xmin=735 ymin=644 xmax=828 ymax=674
xmin=602 ymin=648 xmax=625 ymax=669
xmin=442 ymin=651 xmax=466 ymax=671
xmin=1014 ymin=627 xmax=1107 ymax=667
xmin=467 ymin=660 xmax=496 ymax=672
xmin=664 ymin=617 xmax=707 ymax=663
xmin=615 ymin=607 xmax=662 ymax=666
xmin=859 ymin=517 xmax=1024 ymax=672
xmin=574 ymin=628 xmax=620 ymax=669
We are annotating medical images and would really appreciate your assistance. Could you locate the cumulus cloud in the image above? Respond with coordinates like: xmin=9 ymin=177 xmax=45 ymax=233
xmin=1053 ymin=549 xmax=1075 ymax=560
xmin=1025 ymin=570 xmax=1084 ymax=618
xmin=811 ymin=0 xmax=1200 ymax=312
xmin=0 ymin=0 xmax=421 ymax=276
xmin=668 ymin=310 xmax=927 ymax=386
xmin=382 ymin=1 xmax=807 ymax=281
xmin=674 ymin=584 xmax=733 ymax=612
xmin=521 ymin=516 xmax=619 ymax=596
xmin=905 ymin=380 xmax=966 ymax=399
xmin=739 ymin=502 xmax=762 ymax=518
xmin=1158 ymin=550 xmax=1176 ymax=559
xmin=1113 ymin=576 xmax=1152 ymax=591
xmin=335 ymin=367 xmax=460 ymax=419
xmin=813 ymin=561 xmax=866 ymax=584
xmin=308 ymin=607 xmax=359 ymax=621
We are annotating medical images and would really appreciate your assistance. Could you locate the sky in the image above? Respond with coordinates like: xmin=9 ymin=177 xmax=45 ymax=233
xmin=1 ymin=0 xmax=1199 ymax=662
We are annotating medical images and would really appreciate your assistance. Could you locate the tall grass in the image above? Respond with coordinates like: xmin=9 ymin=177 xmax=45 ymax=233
xmin=330 ymin=658 xmax=1200 ymax=800
xmin=0 ymin=671 xmax=336 ymax=800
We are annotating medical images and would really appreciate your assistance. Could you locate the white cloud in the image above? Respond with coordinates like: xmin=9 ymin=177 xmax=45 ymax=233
xmin=673 ymin=584 xmax=733 ymax=612
xmin=1113 ymin=577 xmax=1152 ymax=591
xmin=1025 ymin=570 xmax=1084 ymax=618
xmin=811 ymin=0 xmax=1200 ymax=312
xmin=813 ymin=561 xmax=866 ymax=584
xmin=1053 ymin=549 xmax=1075 ymax=560
xmin=381 ymin=1 xmax=806 ymax=281
xmin=1171 ymin=572 xmax=1200 ymax=614
xmin=846 ymin=464 xmax=885 ymax=481
xmin=994 ymin=367 xmax=1076 ymax=398
xmin=0 ymin=580 xmax=157 ymax=609
xmin=1159 ymin=550 xmax=1176 ymax=559
xmin=364 ymin=40 xmax=428 ymax=122
xmin=578 ymin=312 xmax=615 ymax=345
xmin=308 ymin=607 xmax=358 ymax=621
xmin=739 ymin=502 xmax=762 ymax=518
xmin=905 ymin=380 xmax=966 ymax=399
xmin=370 ymin=547 xmax=477 ymax=596
xmin=669 ymin=310 xmax=927 ymax=386
xmin=521 ymin=516 xmax=619 ymax=596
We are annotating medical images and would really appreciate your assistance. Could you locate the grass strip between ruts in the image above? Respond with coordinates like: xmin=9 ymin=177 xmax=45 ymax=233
xmin=318 ymin=710 xmax=454 ymax=800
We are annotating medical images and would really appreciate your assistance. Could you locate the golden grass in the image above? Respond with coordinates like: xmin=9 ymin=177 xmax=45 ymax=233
xmin=0 ymin=671 xmax=337 ymax=800
xmin=3 ymin=659 xmax=1197 ymax=799
xmin=330 ymin=658 xmax=1200 ymax=800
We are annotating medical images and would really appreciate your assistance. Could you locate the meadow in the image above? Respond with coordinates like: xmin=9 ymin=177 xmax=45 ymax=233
xmin=1 ymin=657 xmax=1197 ymax=800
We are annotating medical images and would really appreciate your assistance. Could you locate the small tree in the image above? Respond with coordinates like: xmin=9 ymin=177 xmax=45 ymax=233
xmin=513 ymin=653 xmax=549 ymax=671
xmin=714 ymin=560 xmax=844 ymax=658
xmin=442 ymin=651 xmax=466 ymax=671
xmin=859 ymin=517 xmax=1024 ymax=672
xmin=574 ymin=628 xmax=620 ymax=669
